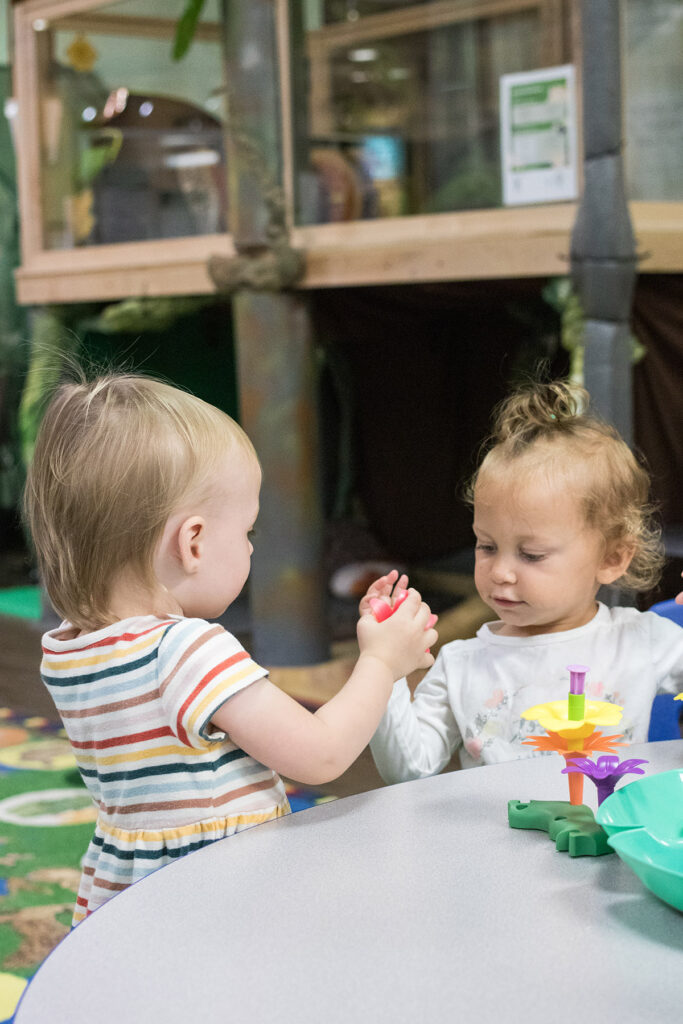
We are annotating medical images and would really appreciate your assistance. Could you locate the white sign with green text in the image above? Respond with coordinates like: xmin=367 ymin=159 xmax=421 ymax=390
xmin=500 ymin=64 xmax=578 ymax=206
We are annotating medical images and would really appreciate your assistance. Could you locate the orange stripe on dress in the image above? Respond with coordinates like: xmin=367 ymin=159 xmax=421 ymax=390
xmin=59 ymin=687 xmax=159 ymax=718
xmin=175 ymin=651 xmax=250 ymax=746
xmin=70 ymin=725 xmax=174 ymax=750
xmin=91 ymin=876 xmax=128 ymax=893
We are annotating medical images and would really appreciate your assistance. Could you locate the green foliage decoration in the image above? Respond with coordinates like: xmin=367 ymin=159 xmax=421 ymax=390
xmin=173 ymin=0 xmax=208 ymax=61
xmin=18 ymin=296 xmax=216 ymax=471
xmin=81 ymin=295 xmax=213 ymax=334
xmin=18 ymin=309 xmax=79 ymax=470
xmin=542 ymin=277 xmax=646 ymax=388
xmin=78 ymin=129 xmax=122 ymax=188
xmin=542 ymin=277 xmax=585 ymax=385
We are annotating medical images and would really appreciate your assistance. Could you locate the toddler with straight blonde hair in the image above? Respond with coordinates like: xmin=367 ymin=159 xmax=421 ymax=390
xmin=24 ymin=371 xmax=437 ymax=924
xmin=369 ymin=379 xmax=683 ymax=783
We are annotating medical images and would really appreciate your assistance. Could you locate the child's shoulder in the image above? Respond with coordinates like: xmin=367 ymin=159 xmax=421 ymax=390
xmin=157 ymin=616 xmax=246 ymax=658
xmin=603 ymin=603 xmax=657 ymax=626
xmin=161 ymin=615 xmax=236 ymax=638
xmin=601 ymin=603 xmax=682 ymax=640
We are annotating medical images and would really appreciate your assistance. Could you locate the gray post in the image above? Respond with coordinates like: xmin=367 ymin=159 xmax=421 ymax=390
xmin=570 ymin=0 xmax=637 ymax=445
xmin=221 ymin=1 xmax=328 ymax=664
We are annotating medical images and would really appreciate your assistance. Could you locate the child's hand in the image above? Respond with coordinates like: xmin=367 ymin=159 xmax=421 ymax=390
xmin=358 ymin=569 xmax=409 ymax=617
xmin=357 ymin=588 xmax=437 ymax=680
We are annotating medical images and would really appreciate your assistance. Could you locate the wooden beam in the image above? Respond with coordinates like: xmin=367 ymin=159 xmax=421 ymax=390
xmin=54 ymin=14 xmax=221 ymax=43
xmin=275 ymin=0 xmax=295 ymax=231
xmin=14 ymin=203 xmax=683 ymax=303
xmin=13 ymin=4 xmax=46 ymax=261
xmin=305 ymin=0 xmax=543 ymax=49
xmin=14 ymin=234 xmax=234 ymax=304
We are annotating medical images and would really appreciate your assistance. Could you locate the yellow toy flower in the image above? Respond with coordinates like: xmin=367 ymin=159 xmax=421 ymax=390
xmin=522 ymin=698 xmax=623 ymax=738
xmin=675 ymin=693 xmax=683 ymax=701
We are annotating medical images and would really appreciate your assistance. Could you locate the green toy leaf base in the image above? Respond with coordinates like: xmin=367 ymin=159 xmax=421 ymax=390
xmin=508 ymin=799 xmax=614 ymax=857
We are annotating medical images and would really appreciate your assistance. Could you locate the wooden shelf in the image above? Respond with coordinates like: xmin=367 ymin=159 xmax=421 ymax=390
xmin=14 ymin=202 xmax=683 ymax=303
xmin=15 ymin=235 xmax=235 ymax=304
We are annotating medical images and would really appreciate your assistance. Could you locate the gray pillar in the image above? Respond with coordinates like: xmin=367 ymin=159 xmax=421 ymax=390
xmin=233 ymin=290 xmax=327 ymax=664
xmin=570 ymin=0 xmax=637 ymax=445
xmin=222 ymin=1 xmax=328 ymax=664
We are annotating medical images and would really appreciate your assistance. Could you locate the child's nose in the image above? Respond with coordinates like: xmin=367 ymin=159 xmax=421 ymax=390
xmin=490 ymin=556 xmax=516 ymax=584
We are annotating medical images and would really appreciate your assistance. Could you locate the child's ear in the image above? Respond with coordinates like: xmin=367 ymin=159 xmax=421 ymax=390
xmin=177 ymin=516 xmax=206 ymax=574
xmin=597 ymin=539 xmax=636 ymax=585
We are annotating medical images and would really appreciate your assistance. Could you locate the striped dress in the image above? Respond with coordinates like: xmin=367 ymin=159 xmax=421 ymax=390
xmin=41 ymin=615 xmax=290 ymax=925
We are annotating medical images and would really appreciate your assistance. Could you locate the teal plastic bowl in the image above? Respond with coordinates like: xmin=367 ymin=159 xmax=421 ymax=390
xmin=606 ymin=830 xmax=683 ymax=913
xmin=596 ymin=770 xmax=683 ymax=912
xmin=596 ymin=769 xmax=683 ymax=841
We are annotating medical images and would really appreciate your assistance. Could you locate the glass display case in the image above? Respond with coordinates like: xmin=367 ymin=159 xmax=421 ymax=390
xmin=10 ymin=0 xmax=683 ymax=302
xmin=293 ymin=0 xmax=567 ymax=223
xmin=283 ymin=0 xmax=682 ymax=287
xmin=12 ymin=0 xmax=233 ymax=301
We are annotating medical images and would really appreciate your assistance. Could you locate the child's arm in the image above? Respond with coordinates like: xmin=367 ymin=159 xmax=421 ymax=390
xmin=359 ymin=570 xmax=460 ymax=783
xmin=649 ymin=609 xmax=683 ymax=693
xmin=369 ymin=653 xmax=462 ymax=784
xmin=210 ymin=589 xmax=437 ymax=785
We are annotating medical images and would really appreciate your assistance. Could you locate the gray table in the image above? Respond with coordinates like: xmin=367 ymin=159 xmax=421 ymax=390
xmin=16 ymin=741 xmax=683 ymax=1024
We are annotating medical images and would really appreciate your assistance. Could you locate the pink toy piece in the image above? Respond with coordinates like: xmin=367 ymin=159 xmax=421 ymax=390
xmin=567 ymin=664 xmax=589 ymax=695
xmin=369 ymin=588 xmax=437 ymax=650
xmin=369 ymin=587 xmax=409 ymax=623
xmin=368 ymin=598 xmax=393 ymax=622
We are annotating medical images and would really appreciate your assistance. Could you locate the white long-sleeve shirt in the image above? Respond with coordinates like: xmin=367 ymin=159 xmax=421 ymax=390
xmin=370 ymin=603 xmax=683 ymax=783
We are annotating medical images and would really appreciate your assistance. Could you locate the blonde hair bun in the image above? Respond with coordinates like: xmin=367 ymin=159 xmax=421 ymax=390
xmin=492 ymin=380 xmax=590 ymax=451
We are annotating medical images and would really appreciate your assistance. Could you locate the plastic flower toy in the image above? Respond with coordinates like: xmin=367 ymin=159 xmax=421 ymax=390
xmin=522 ymin=665 xmax=624 ymax=805
xmin=562 ymin=755 xmax=648 ymax=805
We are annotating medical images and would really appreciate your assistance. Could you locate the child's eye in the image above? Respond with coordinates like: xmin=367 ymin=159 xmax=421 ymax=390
xmin=520 ymin=551 xmax=544 ymax=562
xmin=475 ymin=543 xmax=495 ymax=554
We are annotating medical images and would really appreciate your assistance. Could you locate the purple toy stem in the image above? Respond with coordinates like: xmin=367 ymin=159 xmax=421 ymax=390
xmin=567 ymin=664 xmax=588 ymax=695
xmin=594 ymin=755 xmax=620 ymax=803
xmin=596 ymin=780 xmax=617 ymax=805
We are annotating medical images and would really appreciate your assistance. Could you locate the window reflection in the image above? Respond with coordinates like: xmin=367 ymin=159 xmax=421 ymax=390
xmin=293 ymin=1 xmax=559 ymax=224
xmin=38 ymin=0 xmax=226 ymax=249
xmin=623 ymin=0 xmax=682 ymax=201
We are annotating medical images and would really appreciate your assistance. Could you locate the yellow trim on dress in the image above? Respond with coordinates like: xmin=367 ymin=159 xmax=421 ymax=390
xmin=96 ymin=803 xmax=290 ymax=842
xmin=76 ymin=742 xmax=215 ymax=766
